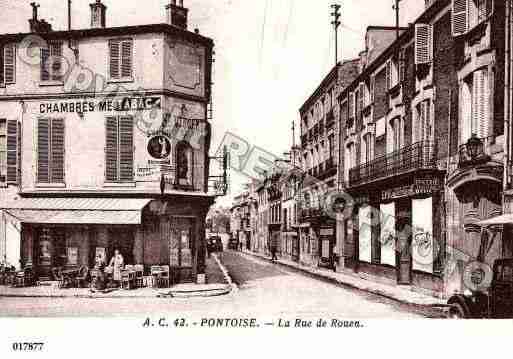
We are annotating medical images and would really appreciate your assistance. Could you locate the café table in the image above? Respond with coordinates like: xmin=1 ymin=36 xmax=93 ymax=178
xmin=61 ymin=268 xmax=80 ymax=288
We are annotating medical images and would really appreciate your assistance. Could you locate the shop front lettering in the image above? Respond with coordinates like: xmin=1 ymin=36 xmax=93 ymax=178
xmin=381 ymin=180 xmax=441 ymax=201
xmin=39 ymin=97 xmax=161 ymax=114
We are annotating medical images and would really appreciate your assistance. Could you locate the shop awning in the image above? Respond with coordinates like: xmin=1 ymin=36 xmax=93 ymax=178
xmin=476 ymin=214 xmax=513 ymax=226
xmin=2 ymin=198 xmax=152 ymax=225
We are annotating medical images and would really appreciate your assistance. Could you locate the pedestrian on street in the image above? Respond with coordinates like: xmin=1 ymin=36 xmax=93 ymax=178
xmin=270 ymin=233 xmax=278 ymax=261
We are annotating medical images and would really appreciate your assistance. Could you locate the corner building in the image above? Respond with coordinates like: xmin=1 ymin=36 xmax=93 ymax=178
xmin=0 ymin=1 xmax=216 ymax=284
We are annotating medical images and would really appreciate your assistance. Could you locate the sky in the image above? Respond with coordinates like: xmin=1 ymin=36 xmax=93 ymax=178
xmin=0 ymin=0 xmax=425 ymax=207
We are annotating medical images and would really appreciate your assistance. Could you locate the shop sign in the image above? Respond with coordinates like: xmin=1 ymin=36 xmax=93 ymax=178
xmin=320 ymin=228 xmax=334 ymax=236
xmin=381 ymin=178 xmax=441 ymax=201
xmin=39 ymin=97 xmax=161 ymax=114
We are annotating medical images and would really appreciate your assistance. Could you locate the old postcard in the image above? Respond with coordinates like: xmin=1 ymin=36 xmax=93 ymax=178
xmin=0 ymin=0 xmax=512 ymax=357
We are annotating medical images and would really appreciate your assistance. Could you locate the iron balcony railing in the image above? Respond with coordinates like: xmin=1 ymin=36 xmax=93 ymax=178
xmin=348 ymin=140 xmax=437 ymax=187
xmin=458 ymin=135 xmax=493 ymax=168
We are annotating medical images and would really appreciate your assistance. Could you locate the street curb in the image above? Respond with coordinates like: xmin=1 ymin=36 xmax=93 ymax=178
xmin=212 ymin=252 xmax=238 ymax=294
xmin=241 ymin=251 xmax=447 ymax=317
xmin=0 ymin=257 xmax=235 ymax=299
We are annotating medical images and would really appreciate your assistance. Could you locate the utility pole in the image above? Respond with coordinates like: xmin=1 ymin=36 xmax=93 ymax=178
xmin=331 ymin=4 xmax=341 ymax=66
xmin=393 ymin=0 xmax=401 ymax=39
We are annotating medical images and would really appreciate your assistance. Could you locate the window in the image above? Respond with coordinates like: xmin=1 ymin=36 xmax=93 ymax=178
xmin=105 ymin=116 xmax=134 ymax=183
xmin=176 ymin=141 xmax=194 ymax=188
xmin=452 ymin=0 xmax=493 ymax=36
xmin=388 ymin=117 xmax=402 ymax=153
xmin=362 ymin=133 xmax=374 ymax=164
xmin=0 ymin=119 xmax=5 ymax=182
xmin=0 ymin=44 xmax=16 ymax=85
xmin=460 ymin=69 xmax=490 ymax=142
xmin=415 ymin=100 xmax=433 ymax=142
xmin=37 ymin=118 xmax=65 ymax=184
xmin=109 ymin=39 xmax=133 ymax=81
xmin=41 ymin=41 xmax=63 ymax=82
xmin=370 ymin=75 xmax=375 ymax=103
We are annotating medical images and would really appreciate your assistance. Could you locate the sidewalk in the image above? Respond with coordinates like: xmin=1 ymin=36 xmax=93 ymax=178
xmin=241 ymin=250 xmax=447 ymax=308
xmin=0 ymin=254 xmax=232 ymax=299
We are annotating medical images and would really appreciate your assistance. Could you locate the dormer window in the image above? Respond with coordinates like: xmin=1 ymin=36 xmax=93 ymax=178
xmin=40 ymin=41 xmax=63 ymax=83
xmin=0 ymin=44 xmax=16 ymax=86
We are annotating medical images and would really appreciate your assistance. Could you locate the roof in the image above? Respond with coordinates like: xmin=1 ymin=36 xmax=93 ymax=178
xmin=2 ymin=197 xmax=152 ymax=225
xmin=337 ymin=0 xmax=451 ymax=99
xmin=0 ymin=23 xmax=214 ymax=47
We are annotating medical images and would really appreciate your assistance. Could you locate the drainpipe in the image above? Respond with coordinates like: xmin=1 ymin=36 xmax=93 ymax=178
xmin=505 ymin=0 xmax=512 ymax=212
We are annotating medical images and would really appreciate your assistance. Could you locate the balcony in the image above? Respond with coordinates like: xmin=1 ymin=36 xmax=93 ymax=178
xmin=317 ymin=157 xmax=337 ymax=181
xmin=348 ymin=140 xmax=437 ymax=188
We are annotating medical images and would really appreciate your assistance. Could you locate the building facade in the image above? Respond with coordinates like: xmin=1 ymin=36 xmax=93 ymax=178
xmin=298 ymin=60 xmax=359 ymax=269
xmin=0 ymin=1 xmax=216 ymax=284
xmin=339 ymin=0 xmax=508 ymax=298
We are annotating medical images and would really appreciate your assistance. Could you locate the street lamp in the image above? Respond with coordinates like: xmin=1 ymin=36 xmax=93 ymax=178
xmin=466 ymin=134 xmax=484 ymax=160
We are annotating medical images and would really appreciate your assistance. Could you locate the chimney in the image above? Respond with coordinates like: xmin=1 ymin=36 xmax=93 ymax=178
xmin=29 ymin=2 xmax=53 ymax=33
xmin=166 ymin=1 xmax=188 ymax=30
xmin=90 ymin=0 xmax=107 ymax=28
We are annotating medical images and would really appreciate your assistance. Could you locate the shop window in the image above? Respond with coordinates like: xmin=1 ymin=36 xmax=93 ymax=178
xmin=37 ymin=118 xmax=65 ymax=184
xmin=412 ymin=197 xmax=434 ymax=274
xmin=0 ymin=44 xmax=16 ymax=85
xmin=109 ymin=38 xmax=133 ymax=81
xmin=358 ymin=206 xmax=372 ymax=263
xmin=380 ymin=203 xmax=396 ymax=267
xmin=105 ymin=116 xmax=134 ymax=183
xmin=40 ymin=41 xmax=63 ymax=83
xmin=176 ymin=141 xmax=194 ymax=188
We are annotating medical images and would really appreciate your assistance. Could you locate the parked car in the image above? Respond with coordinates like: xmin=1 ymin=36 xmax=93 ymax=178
xmin=207 ymin=236 xmax=223 ymax=254
xmin=447 ymin=258 xmax=513 ymax=319
xmin=228 ymin=237 xmax=239 ymax=250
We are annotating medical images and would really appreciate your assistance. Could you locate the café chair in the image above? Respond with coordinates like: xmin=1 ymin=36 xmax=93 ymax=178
xmin=150 ymin=265 xmax=162 ymax=288
xmin=121 ymin=265 xmax=136 ymax=290
xmin=134 ymin=264 xmax=144 ymax=288
xmin=14 ymin=266 xmax=34 ymax=288
xmin=160 ymin=265 xmax=170 ymax=288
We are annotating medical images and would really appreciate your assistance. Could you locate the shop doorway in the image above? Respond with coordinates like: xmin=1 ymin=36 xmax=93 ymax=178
xmin=396 ymin=199 xmax=412 ymax=285
xmin=108 ymin=227 xmax=134 ymax=266
xmin=169 ymin=217 xmax=195 ymax=283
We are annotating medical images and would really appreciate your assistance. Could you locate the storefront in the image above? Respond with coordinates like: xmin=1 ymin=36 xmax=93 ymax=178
xmin=347 ymin=173 xmax=445 ymax=293
xmin=1 ymin=195 xmax=213 ymax=284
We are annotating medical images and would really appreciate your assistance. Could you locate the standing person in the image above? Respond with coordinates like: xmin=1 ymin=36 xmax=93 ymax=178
xmin=108 ymin=249 xmax=124 ymax=287
xmin=270 ymin=233 xmax=278 ymax=261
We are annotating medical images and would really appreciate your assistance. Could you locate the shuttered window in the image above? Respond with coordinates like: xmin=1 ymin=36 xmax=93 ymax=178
xmin=109 ymin=39 xmax=133 ymax=80
xmin=386 ymin=60 xmax=392 ymax=90
xmin=370 ymin=75 xmax=375 ymax=103
xmin=0 ymin=119 xmax=6 ymax=182
xmin=0 ymin=44 xmax=16 ymax=85
xmin=37 ymin=118 xmax=65 ymax=184
xmin=105 ymin=116 xmax=134 ymax=182
xmin=415 ymin=24 xmax=432 ymax=65
xmin=452 ymin=0 xmax=469 ymax=36
xmin=40 ymin=41 xmax=63 ymax=82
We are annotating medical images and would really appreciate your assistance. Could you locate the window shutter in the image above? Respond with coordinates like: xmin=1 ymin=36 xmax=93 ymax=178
xmin=452 ymin=0 xmax=469 ymax=36
xmin=386 ymin=61 xmax=392 ymax=89
xmin=4 ymin=44 xmax=15 ymax=84
xmin=477 ymin=70 xmax=489 ymax=138
xmin=0 ymin=47 xmax=4 ymax=84
xmin=6 ymin=120 xmax=18 ymax=184
xmin=50 ymin=118 xmax=65 ymax=183
xmin=109 ymin=40 xmax=120 ymax=80
xmin=348 ymin=92 xmax=354 ymax=119
xmin=50 ymin=42 xmax=63 ymax=82
xmin=119 ymin=116 xmax=134 ymax=182
xmin=37 ymin=118 xmax=50 ymax=183
xmin=105 ymin=117 xmax=119 ymax=182
xmin=40 ymin=47 xmax=50 ymax=82
xmin=121 ymin=40 xmax=133 ymax=78
xmin=370 ymin=76 xmax=375 ymax=102
xmin=415 ymin=24 xmax=432 ymax=65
